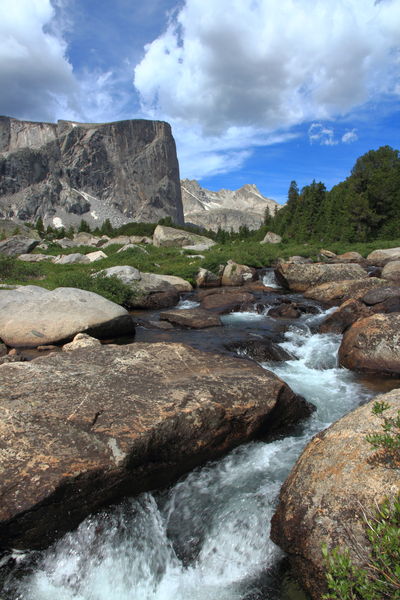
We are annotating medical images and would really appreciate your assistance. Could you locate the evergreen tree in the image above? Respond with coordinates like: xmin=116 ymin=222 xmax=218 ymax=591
xmin=100 ymin=218 xmax=114 ymax=237
xmin=78 ymin=219 xmax=91 ymax=233
xmin=36 ymin=216 xmax=44 ymax=237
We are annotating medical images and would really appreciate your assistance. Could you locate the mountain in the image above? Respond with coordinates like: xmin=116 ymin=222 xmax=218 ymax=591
xmin=0 ymin=117 xmax=183 ymax=228
xmin=181 ymin=179 xmax=280 ymax=232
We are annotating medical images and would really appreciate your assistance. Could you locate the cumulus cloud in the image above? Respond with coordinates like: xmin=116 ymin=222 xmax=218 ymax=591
xmin=134 ymin=0 xmax=400 ymax=169
xmin=342 ymin=129 xmax=358 ymax=143
xmin=308 ymin=123 xmax=337 ymax=146
xmin=0 ymin=0 xmax=78 ymax=121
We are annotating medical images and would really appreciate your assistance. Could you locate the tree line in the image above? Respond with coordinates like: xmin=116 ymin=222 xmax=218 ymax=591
xmin=266 ymin=145 xmax=400 ymax=243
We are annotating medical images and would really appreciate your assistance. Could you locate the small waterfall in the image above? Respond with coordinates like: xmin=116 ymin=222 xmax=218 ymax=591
xmin=262 ymin=270 xmax=281 ymax=289
xmin=4 ymin=310 xmax=373 ymax=600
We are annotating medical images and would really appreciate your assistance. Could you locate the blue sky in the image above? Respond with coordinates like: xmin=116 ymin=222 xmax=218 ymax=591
xmin=0 ymin=0 xmax=399 ymax=203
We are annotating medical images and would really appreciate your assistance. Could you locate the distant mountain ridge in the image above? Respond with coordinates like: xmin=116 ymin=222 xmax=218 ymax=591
xmin=181 ymin=179 xmax=280 ymax=232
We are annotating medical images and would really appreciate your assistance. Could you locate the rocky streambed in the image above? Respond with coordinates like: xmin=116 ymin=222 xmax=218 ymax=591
xmin=1 ymin=263 xmax=400 ymax=599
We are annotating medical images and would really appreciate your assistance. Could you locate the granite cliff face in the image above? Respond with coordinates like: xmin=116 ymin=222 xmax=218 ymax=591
xmin=0 ymin=117 xmax=183 ymax=228
xmin=181 ymin=179 xmax=280 ymax=232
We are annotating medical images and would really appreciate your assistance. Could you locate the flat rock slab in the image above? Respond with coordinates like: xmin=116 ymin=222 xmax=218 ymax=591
xmin=271 ymin=392 xmax=400 ymax=600
xmin=0 ymin=286 xmax=134 ymax=347
xmin=159 ymin=308 xmax=221 ymax=328
xmin=275 ymin=263 xmax=368 ymax=293
xmin=201 ymin=291 xmax=255 ymax=312
xmin=0 ymin=341 xmax=310 ymax=549
xmin=303 ymin=277 xmax=386 ymax=306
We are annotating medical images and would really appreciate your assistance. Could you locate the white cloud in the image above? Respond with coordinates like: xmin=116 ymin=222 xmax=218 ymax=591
xmin=134 ymin=0 xmax=400 ymax=172
xmin=0 ymin=0 xmax=78 ymax=121
xmin=342 ymin=129 xmax=358 ymax=143
xmin=308 ymin=123 xmax=338 ymax=146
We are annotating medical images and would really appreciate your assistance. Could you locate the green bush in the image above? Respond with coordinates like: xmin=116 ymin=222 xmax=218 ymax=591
xmin=49 ymin=270 xmax=134 ymax=306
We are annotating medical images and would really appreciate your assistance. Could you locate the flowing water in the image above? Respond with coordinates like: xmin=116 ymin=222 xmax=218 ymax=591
xmin=3 ymin=309 xmax=375 ymax=600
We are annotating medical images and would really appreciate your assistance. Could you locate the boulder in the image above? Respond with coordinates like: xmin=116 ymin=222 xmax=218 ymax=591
xmin=62 ymin=333 xmax=102 ymax=351
xmin=275 ymin=262 xmax=367 ymax=293
xmin=85 ymin=250 xmax=107 ymax=262
xmin=96 ymin=265 xmax=141 ymax=285
xmin=196 ymin=267 xmax=221 ymax=288
xmin=0 ymin=341 xmax=310 ymax=549
xmin=271 ymin=391 xmax=400 ymax=600
xmin=221 ymin=260 xmax=257 ymax=286
xmin=261 ymin=231 xmax=282 ymax=244
xmin=335 ymin=251 xmax=364 ymax=263
xmin=362 ymin=285 xmax=400 ymax=305
xmin=225 ymin=339 xmax=294 ymax=362
xmin=102 ymin=236 xmax=132 ymax=247
xmin=381 ymin=260 xmax=400 ymax=282
xmin=200 ymin=290 xmax=255 ymax=313
xmin=318 ymin=249 xmax=337 ymax=261
xmin=116 ymin=243 xmax=148 ymax=254
xmin=367 ymin=247 xmax=400 ymax=265
xmin=268 ymin=303 xmax=301 ymax=319
xmin=338 ymin=313 xmax=400 ymax=376
xmin=0 ymin=219 xmax=40 ymax=240
xmin=0 ymin=286 xmax=134 ymax=347
xmin=303 ymin=277 xmax=386 ymax=306
xmin=53 ymin=253 xmax=90 ymax=265
xmin=159 ymin=308 xmax=221 ymax=328
xmin=319 ymin=299 xmax=372 ymax=334
xmin=17 ymin=253 xmax=53 ymax=262
xmin=55 ymin=237 xmax=76 ymax=248
xmin=287 ymin=255 xmax=313 ymax=264
xmin=130 ymin=235 xmax=153 ymax=244
xmin=153 ymin=225 xmax=215 ymax=249
xmin=0 ymin=235 xmax=39 ymax=257
xmin=72 ymin=233 xmax=102 ymax=246
xmin=134 ymin=289 xmax=180 ymax=310
xmin=152 ymin=274 xmax=192 ymax=293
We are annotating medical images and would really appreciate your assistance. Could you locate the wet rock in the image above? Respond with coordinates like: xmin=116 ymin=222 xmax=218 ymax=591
xmin=271 ymin=391 xmax=400 ymax=600
xmin=319 ymin=299 xmax=371 ymax=334
xmin=225 ymin=339 xmax=294 ymax=362
xmin=134 ymin=289 xmax=180 ymax=310
xmin=159 ymin=308 xmax=221 ymax=328
xmin=0 ymin=286 xmax=134 ymax=347
xmin=338 ymin=313 xmax=400 ymax=375
xmin=381 ymin=260 xmax=400 ymax=283
xmin=153 ymin=225 xmax=215 ymax=249
xmin=221 ymin=260 xmax=257 ymax=286
xmin=268 ymin=303 xmax=301 ymax=319
xmin=200 ymin=290 xmax=255 ymax=313
xmin=275 ymin=263 xmax=367 ymax=293
xmin=0 ymin=342 xmax=308 ymax=549
xmin=303 ymin=277 xmax=386 ymax=306
xmin=0 ymin=235 xmax=39 ymax=257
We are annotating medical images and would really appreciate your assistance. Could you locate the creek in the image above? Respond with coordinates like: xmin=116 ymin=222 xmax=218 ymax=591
xmin=2 ymin=272 xmax=395 ymax=600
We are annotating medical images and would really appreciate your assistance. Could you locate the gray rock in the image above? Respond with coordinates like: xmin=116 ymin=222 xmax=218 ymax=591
xmin=17 ymin=253 xmax=53 ymax=262
xmin=367 ymin=247 xmax=400 ymax=264
xmin=153 ymin=225 xmax=215 ymax=248
xmin=0 ymin=286 xmax=134 ymax=347
xmin=261 ymin=231 xmax=282 ymax=244
xmin=116 ymin=243 xmax=148 ymax=254
xmin=97 ymin=265 xmax=141 ymax=285
xmin=0 ymin=219 xmax=40 ymax=239
xmin=85 ymin=250 xmax=107 ymax=262
xmin=62 ymin=333 xmax=102 ymax=351
xmin=0 ymin=235 xmax=39 ymax=256
xmin=0 ymin=117 xmax=183 ymax=228
xmin=276 ymin=262 xmax=368 ymax=293
xmin=181 ymin=179 xmax=280 ymax=232
xmin=53 ymin=253 xmax=90 ymax=264
xmin=159 ymin=308 xmax=221 ymax=328
xmin=221 ymin=260 xmax=257 ymax=286
xmin=381 ymin=260 xmax=400 ymax=282
xmin=362 ymin=286 xmax=400 ymax=305
xmin=0 ymin=341 xmax=309 ymax=549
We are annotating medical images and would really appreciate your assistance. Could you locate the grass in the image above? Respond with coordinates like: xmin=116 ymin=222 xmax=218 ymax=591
xmin=2 ymin=235 xmax=400 ymax=305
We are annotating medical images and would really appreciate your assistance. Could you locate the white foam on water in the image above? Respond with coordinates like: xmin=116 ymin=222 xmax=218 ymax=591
xmin=176 ymin=299 xmax=200 ymax=310
xmin=262 ymin=271 xmax=281 ymax=289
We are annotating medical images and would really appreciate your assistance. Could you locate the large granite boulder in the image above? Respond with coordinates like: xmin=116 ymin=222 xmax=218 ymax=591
xmin=0 ymin=219 xmax=40 ymax=239
xmin=367 ymin=247 xmax=400 ymax=266
xmin=319 ymin=299 xmax=372 ymax=334
xmin=0 ymin=117 xmax=183 ymax=228
xmin=381 ymin=260 xmax=400 ymax=282
xmin=338 ymin=313 xmax=400 ymax=375
xmin=261 ymin=231 xmax=282 ymax=244
xmin=303 ymin=277 xmax=386 ymax=306
xmin=0 ymin=235 xmax=39 ymax=257
xmin=0 ymin=341 xmax=311 ymax=549
xmin=53 ymin=253 xmax=90 ymax=264
xmin=200 ymin=290 xmax=255 ymax=313
xmin=221 ymin=260 xmax=257 ymax=286
xmin=271 ymin=391 xmax=400 ymax=600
xmin=275 ymin=262 xmax=367 ymax=293
xmin=0 ymin=286 xmax=134 ymax=347
xmin=153 ymin=225 xmax=215 ymax=249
